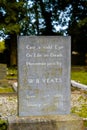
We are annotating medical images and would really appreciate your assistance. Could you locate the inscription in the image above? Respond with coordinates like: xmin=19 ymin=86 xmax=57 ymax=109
xmin=28 ymin=78 xmax=62 ymax=84
xmin=18 ymin=36 xmax=71 ymax=116
xmin=26 ymin=61 xmax=61 ymax=66
xmin=26 ymin=53 xmax=63 ymax=58
xmin=26 ymin=45 xmax=64 ymax=50
xmin=25 ymin=94 xmax=63 ymax=108
xmin=25 ymin=43 xmax=63 ymax=84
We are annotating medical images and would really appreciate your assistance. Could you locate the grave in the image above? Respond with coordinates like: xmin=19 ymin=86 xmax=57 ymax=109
xmin=0 ymin=64 xmax=8 ymax=88
xmin=18 ymin=36 xmax=71 ymax=116
xmin=7 ymin=36 xmax=84 ymax=130
xmin=0 ymin=64 xmax=7 ymax=80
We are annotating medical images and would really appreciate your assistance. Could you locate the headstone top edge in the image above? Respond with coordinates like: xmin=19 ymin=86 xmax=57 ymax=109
xmin=17 ymin=35 xmax=71 ymax=38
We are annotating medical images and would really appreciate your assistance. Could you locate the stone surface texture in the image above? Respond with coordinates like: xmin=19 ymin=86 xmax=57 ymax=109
xmin=8 ymin=115 xmax=84 ymax=130
xmin=18 ymin=36 xmax=71 ymax=116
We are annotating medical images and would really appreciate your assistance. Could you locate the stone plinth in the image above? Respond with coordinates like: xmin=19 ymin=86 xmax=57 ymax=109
xmin=7 ymin=115 xmax=84 ymax=130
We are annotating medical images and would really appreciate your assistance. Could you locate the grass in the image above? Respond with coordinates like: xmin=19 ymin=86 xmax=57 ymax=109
xmin=0 ymin=87 xmax=14 ymax=93
xmin=6 ymin=67 xmax=17 ymax=79
xmin=0 ymin=67 xmax=17 ymax=93
xmin=71 ymin=67 xmax=87 ymax=85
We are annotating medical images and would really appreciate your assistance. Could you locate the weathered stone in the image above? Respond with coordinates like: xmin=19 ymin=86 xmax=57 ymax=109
xmin=18 ymin=36 xmax=71 ymax=116
xmin=7 ymin=36 xmax=84 ymax=130
xmin=8 ymin=115 xmax=84 ymax=130
xmin=0 ymin=64 xmax=7 ymax=80
xmin=71 ymin=80 xmax=87 ymax=90
xmin=0 ymin=79 xmax=9 ymax=88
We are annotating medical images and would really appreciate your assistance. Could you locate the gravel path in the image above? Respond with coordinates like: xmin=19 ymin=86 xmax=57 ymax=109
xmin=0 ymin=94 xmax=17 ymax=119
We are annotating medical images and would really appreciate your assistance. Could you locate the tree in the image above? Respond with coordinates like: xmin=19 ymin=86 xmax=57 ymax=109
xmin=26 ymin=0 xmax=70 ymax=35
xmin=0 ymin=0 xmax=28 ymax=35
xmin=0 ymin=0 xmax=28 ymax=65
xmin=0 ymin=0 xmax=87 ymax=65
xmin=67 ymin=0 xmax=87 ymax=65
xmin=0 ymin=0 xmax=72 ymax=37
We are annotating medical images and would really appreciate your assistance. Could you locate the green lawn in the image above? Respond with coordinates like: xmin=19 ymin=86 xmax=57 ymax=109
xmin=71 ymin=67 xmax=87 ymax=85
xmin=0 ymin=87 xmax=14 ymax=93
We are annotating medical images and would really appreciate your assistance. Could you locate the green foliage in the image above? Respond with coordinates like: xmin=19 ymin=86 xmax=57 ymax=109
xmin=0 ymin=87 xmax=14 ymax=93
xmin=0 ymin=0 xmax=87 ymax=36
xmin=7 ymin=67 xmax=17 ymax=79
xmin=0 ymin=0 xmax=87 ymax=65
xmin=0 ymin=40 xmax=6 ymax=53
xmin=78 ymin=18 xmax=87 ymax=28
xmin=0 ymin=119 xmax=7 ymax=130
xmin=0 ymin=0 xmax=71 ymax=36
xmin=0 ymin=0 xmax=28 ymax=36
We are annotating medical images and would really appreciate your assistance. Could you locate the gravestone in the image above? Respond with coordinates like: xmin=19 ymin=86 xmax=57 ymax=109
xmin=0 ymin=64 xmax=7 ymax=80
xmin=18 ymin=36 xmax=71 ymax=116
xmin=8 ymin=36 xmax=84 ymax=130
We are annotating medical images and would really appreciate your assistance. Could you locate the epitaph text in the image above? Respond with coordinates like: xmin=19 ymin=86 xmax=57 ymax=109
xmin=18 ymin=36 xmax=71 ymax=116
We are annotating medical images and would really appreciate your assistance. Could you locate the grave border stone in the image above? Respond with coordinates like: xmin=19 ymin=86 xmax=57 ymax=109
xmin=8 ymin=114 xmax=84 ymax=130
xmin=0 ymin=63 xmax=7 ymax=80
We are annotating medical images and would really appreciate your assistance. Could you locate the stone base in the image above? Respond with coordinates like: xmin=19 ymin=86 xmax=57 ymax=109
xmin=7 ymin=114 xmax=84 ymax=130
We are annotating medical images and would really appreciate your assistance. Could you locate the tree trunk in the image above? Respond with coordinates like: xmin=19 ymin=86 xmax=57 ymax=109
xmin=10 ymin=34 xmax=17 ymax=66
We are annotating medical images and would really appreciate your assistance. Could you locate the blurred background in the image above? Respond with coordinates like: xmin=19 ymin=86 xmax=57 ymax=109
xmin=0 ymin=0 xmax=87 ymax=66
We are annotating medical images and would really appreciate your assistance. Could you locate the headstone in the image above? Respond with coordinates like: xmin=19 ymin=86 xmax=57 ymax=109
xmin=7 ymin=36 xmax=84 ymax=130
xmin=0 ymin=64 xmax=7 ymax=80
xmin=18 ymin=36 xmax=71 ymax=116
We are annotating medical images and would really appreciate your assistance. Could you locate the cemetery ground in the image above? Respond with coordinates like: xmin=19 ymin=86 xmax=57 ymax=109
xmin=0 ymin=66 xmax=87 ymax=129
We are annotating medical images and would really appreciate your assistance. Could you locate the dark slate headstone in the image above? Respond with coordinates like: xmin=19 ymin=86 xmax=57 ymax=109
xmin=18 ymin=36 xmax=71 ymax=116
